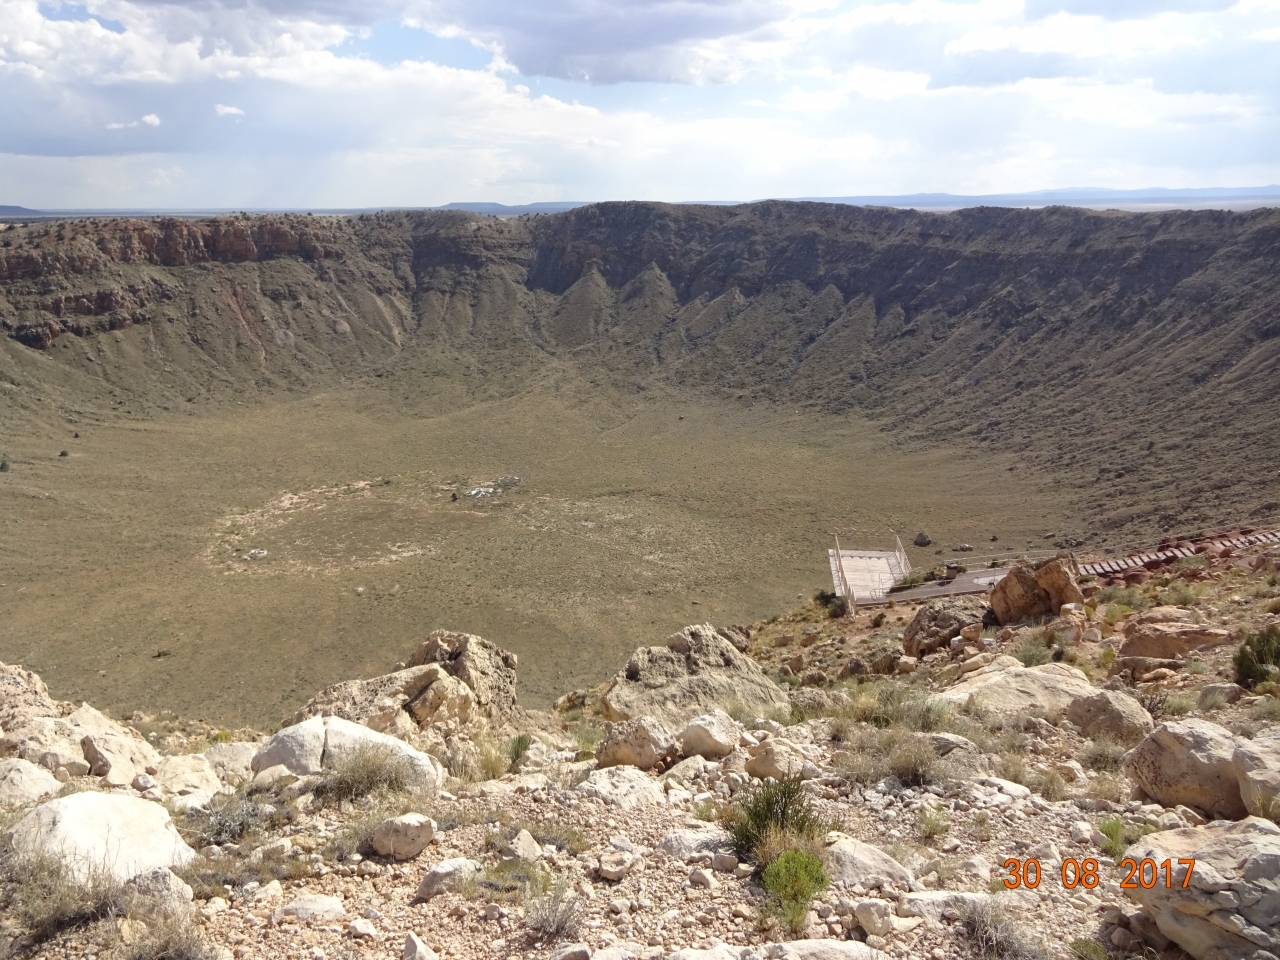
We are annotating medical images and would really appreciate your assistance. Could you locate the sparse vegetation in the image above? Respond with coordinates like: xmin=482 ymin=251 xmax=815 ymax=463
xmin=761 ymin=849 xmax=828 ymax=934
xmin=525 ymin=874 xmax=582 ymax=943
xmin=0 ymin=848 xmax=127 ymax=944
xmin=1235 ymin=625 xmax=1280 ymax=688
xmin=1013 ymin=635 xmax=1051 ymax=667
xmin=917 ymin=805 xmax=952 ymax=839
xmin=118 ymin=914 xmax=218 ymax=960
xmin=959 ymin=896 xmax=1051 ymax=960
xmin=508 ymin=733 xmax=534 ymax=766
xmin=1080 ymin=737 xmax=1128 ymax=773
xmin=312 ymin=743 xmax=422 ymax=805
xmin=721 ymin=777 xmax=831 ymax=868
xmin=1068 ymin=938 xmax=1112 ymax=960
xmin=1096 ymin=815 xmax=1128 ymax=860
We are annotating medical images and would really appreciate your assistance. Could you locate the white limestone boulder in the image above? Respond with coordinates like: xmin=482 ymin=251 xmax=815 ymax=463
xmin=251 ymin=716 xmax=325 ymax=776
xmin=596 ymin=716 xmax=675 ymax=771
xmin=575 ymin=765 xmax=664 ymax=809
xmin=823 ymin=836 xmax=912 ymax=891
xmin=6 ymin=792 xmax=195 ymax=883
xmin=154 ymin=754 xmax=223 ymax=797
xmin=1124 ymin=817 xmax=1280 ymax=960
xmin=680 ymin=710 xmax=740 ymax=760
xmin=415 ymin=858 xmax=481 ymax=900
xmin=0 ymin=758 xmax=60 ymax=807
xmin=372 ymin=813 xmax=436 ymax=860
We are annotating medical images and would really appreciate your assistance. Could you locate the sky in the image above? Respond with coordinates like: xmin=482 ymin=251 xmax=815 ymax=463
xmin=1 ymin=0 xmax=1279 ymax=208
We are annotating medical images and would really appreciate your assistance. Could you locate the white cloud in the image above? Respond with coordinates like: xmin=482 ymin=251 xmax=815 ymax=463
xmin=0 ymin=0 xmax=1276 ymax=205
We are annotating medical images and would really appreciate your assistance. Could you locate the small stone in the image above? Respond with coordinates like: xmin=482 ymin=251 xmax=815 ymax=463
xmin=550 ymin=946 xmax=591 ymax=960
xmin=402 ymin=932 xmax=439 ymax=960
xmin=348 ymin=918 xmax=377 ymax=939
xmin=688 ymin=867 xmax=719 ymax=889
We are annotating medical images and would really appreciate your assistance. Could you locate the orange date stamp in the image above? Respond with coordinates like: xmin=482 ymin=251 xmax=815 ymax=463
xmin=1001 ymin=857 xmax=1197 ymax=890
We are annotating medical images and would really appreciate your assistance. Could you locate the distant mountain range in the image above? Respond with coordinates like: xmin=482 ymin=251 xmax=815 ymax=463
xmin=5 ymin=186 xmax=1280 ymax=218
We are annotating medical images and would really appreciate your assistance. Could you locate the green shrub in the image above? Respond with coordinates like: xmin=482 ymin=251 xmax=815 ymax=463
xmin=1013 ymin=636 xmax=1051 ymax=667
xmin=1097 ymin=647 xmax=1116 ymax=671
xmin=1235 ymin=626 xmax=1280 ymax=688
xmin=1028 ymin=769 xmax=1067 ymax=802
xmin=917 ymin=805 xmax=952 ymax=839
xmin=1096 ymin=815 xmax=1128 ymax=860
xmin=508 ymin=733 xmax=534 ymax=766
xmin=761 ymin=850 xmax=828 ymax=934
xmin=1095 ymin=585 xmax=1151 ymax=612
xmin=721 ymin=777 xmax=829 ymax=867
xmin=871 ymin=612 xmax=887 ymax=628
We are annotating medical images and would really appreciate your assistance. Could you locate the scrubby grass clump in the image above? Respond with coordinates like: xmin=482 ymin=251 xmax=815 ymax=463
xmin=721 ymin=777 xmax=831 ymax=868
xmin=119 ymin=915 xmax=219 ymax=960
xmin=959 ymin=897 xmax=1051 ymax=960
xmin=312 ymin=743 xmax=421 ymax=805
xmin=761 ymin=850 xmax=828 ymax=933
xmin=1236 ymin=625 xmax=1280 ymax=688
xmin=0 ymin=848 xmax=128 ymax=944
xmin=525 ymin=874 xmax=583 ymax=943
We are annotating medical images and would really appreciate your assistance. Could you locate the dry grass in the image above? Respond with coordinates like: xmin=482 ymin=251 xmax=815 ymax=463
xmin=1080 ymin=737 xmax=1128 ymax=773
xmin=0 ymin=848 xmax=128 ymax=945
xmin=312 ymin=743 xmax=425 ymax=805
xmin=117 ymin=914 xmax=218 ymax=960
xmin=959 ymin=897 xmax=1052 ymax=960
xmin=525 ymin=874 xmax=583 ymax=943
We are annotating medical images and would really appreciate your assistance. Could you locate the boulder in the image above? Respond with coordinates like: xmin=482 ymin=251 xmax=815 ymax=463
xmin=154 ymin=754 xmax=223 ymax=796
xmin=1233 ymin=728 xmax=1280 ymax=820
xmin=744 ymin=738 xmax=808 ymax=780
xmin=0 ymin=758 xmax=60 ymax=807
xmin=901 ymin=596 xmax=988 ymax=659
xmin=989 ymin=566 xmax=1053 ymax=625
xmin=931 ymin=660 xmax=1095 ymax=716
xmin=599 ymin=624 xmax=789 ymax=728
xmin=503 ymin=828 xmax=542 ymax=862
xmin=405 ymin=669 xmax=475 ymax=729
xmin=598 ymin=850 xmax=639 ymax=881
xmin=0 ymin=662 xmax=65 ymax=731
xmin=406 ymin=630 xmax=518 ymax=725
xmin=680 ymin=710 xmax=740 ymax=760
xmin=1124 ymin=817 xmax=1280 ymax=960
xmin=838 ymin=636 xmax=902 ymax=678
xmin=287 ymin=664 xmax=441 ymax=732
xmin=415 ymin=858 xmax=481 ymax=900
xmin=124 ymin=867 xmax=194 ymax=919
xmin=81 ymin=731 xmax=162 ymax=789
xmin=656 ymin=826 xmax=734 ymax=860
xmin=272 ymin=893 xmax=346 ymax=922
xmin=252 ymin=715 xmax=326 ymax=776
xmin=200 ymin=741 xmax=257 ymax=785
xmin=1119 ymin=621 xmax=1233 ymax=660
xmin=596 ymin=717 xmax=676 ymax=771
xmin=1124 ymin=720 xmax=1248 ymax=821
xmin=823 ymin=836 xmax=912 ymax=890
xmin=372 ymin=813 xmax=436 ymax=860
xmin=7 ymin=793 xmax=195 ymax=883
xmin=897 ymin=891 xmax=987 ymax=923
xmin=1064 ymin=690 xmax=1154 ymax=741
xmin=404 ymin=932 xmax=440 ymax=960
xmin=575 ymin=765 xmax=665 ymax=809
xmin=1034 ymin=557 xmax=1085 ymax=609
xmin=0 ymin=703 xmax=135 ymax=777
xmin=320 ymin=716 xmax=444 ymax=788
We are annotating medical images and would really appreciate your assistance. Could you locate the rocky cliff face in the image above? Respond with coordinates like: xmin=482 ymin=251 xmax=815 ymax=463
xmin=3 ymin=201 xmax=1279 ymax=533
